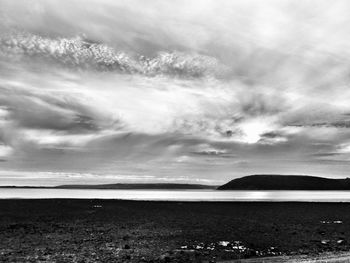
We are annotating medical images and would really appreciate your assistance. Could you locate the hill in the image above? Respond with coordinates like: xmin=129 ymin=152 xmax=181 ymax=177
xmin=217 ymin=174 xmax=350 ymax=190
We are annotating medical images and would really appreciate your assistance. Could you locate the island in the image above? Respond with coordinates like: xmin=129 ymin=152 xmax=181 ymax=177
xmin=218 ymin=174 xmax=350 ymax=190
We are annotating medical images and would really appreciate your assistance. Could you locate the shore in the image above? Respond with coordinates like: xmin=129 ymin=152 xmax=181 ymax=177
xmin=1 ymin=200 xmax=350 ymax=262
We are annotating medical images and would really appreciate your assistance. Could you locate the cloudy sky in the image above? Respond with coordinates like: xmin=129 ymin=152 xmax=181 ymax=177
xmin=1 ymin=0 xmax=350 ymax=185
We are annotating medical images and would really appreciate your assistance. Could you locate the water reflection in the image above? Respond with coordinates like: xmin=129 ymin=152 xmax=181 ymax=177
xmin=1 ymin=189 xmax=350 ymax=202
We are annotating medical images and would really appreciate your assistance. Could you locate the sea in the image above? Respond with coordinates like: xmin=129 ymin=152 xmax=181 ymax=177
xmin=1 ymin=189 xmax=350 ymax=202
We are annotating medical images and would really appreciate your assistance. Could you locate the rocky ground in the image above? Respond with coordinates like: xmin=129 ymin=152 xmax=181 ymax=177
xmin=1 ymin=200 xmax=350 ymax=262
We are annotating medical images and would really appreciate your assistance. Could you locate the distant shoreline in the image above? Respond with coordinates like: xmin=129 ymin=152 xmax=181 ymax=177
xmin=0 ymin=183 xmax=218 ymax=190
xmin=4 ymin=174 xmax=350 ymax=190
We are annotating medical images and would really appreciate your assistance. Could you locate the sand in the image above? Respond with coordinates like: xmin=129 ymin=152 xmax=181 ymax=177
xmin=1 ymin=200 xmax=350 ymax=262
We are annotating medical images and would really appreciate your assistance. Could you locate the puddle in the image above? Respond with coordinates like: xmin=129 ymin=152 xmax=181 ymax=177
xmin=320 ymin=220 xmax=342 ymax=224
xmin=321 ymin=240 xmax=330 ymax=245
xmin=179 ymin=240 xmax=283 ymax=257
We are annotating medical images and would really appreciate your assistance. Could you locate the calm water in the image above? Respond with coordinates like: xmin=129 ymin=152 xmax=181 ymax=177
xmin=1 ymin=189 xmax=350 ymax=202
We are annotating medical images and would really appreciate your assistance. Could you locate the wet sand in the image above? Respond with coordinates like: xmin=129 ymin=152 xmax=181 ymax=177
xmin=222 ymin=252 xmax=350 ymax=262
xmin=1 ymin=200 xmax=350 ymax=262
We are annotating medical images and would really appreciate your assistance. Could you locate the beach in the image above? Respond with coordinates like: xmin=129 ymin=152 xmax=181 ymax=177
xmin=1 ymin=200 xmax=350 ymax=262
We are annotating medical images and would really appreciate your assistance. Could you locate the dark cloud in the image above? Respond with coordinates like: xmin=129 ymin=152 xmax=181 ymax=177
xmin=311 ymin=152 xmax=340 ymax=157
xmin=260 ymin=132 xmax=283 ymax=139
xmin=240 ymin=93 xmax=284 ymax=117
xmin=0 ymin=84 xmax=120 ymax=134
xmin=288 ymin=120 xmax=350 ymax=129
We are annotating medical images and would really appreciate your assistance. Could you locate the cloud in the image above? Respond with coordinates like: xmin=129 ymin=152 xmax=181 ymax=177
xmin=190 ymin=143 xmax=231 ymax=156
xmin=0 ymin=144 xmax=12 ymax=158
xmin=0 ymin=87 xmax=99 ymax=132
xmin=2 ymin=0 xmax=350 ymax=183
xmin=0 ymin=32 xmax=225 ymax=78
xmin=0 ymin=79 xmax=124 ymax=156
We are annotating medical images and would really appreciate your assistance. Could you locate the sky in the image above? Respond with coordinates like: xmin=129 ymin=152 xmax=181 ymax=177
xmin=1 ymin=0 xmax=350 ymax=186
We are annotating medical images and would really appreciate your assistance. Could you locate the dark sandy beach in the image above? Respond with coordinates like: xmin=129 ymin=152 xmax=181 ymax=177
xmin=1 ymin=200 xmax=350 ymax=262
